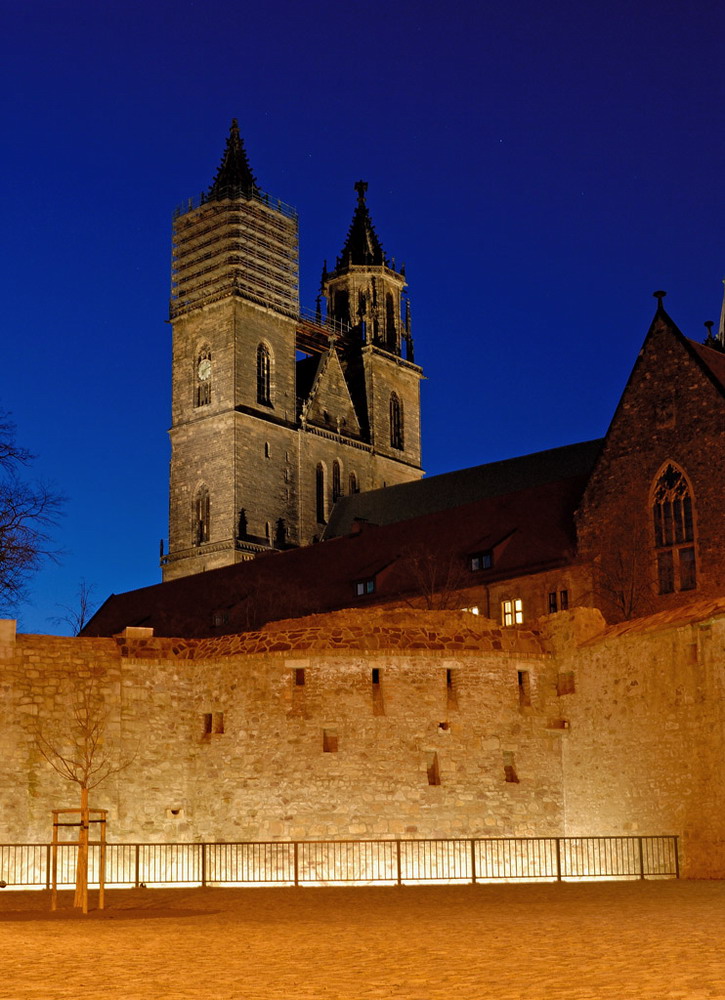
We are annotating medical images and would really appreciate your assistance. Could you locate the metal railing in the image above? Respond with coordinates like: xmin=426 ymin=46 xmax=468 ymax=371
xmin=0 ymin=836 xmax=679 ymax=890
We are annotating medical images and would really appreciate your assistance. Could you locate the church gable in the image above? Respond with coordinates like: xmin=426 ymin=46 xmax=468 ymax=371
xmin=301 ymin=348 xmax=362 ymax=438
xmin=576 ymin=303 xmax=725 ymax=621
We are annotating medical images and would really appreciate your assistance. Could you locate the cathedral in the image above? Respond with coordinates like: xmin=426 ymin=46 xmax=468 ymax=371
xmin=164 ymin=121 xmax=423 ymax=581
xmin=2 ymin=125 xmax=724 ymax=883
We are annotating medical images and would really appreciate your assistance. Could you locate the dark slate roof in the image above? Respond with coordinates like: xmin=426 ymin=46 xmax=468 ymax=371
xmin=206 ymin=119 xmax=259 ymax=202
xmin=335 ymin=181 xmax=388 ymax=268
xmin=83 ymin=471 xmax=588 ymax=639
xmin=687 ymin=338 xmax=725 ymax=394
xmin=324 ymin=439 xmax=603 ymax=539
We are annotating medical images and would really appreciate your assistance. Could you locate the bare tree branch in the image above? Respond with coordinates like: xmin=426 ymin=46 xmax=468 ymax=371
xmin=0 ymin=411 xmax=64 ymax=614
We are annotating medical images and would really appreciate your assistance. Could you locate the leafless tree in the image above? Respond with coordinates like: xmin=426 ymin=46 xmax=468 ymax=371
xmin=51 ymin=579 xmax=99 ymax=636
xmin=34 ymin=668 xmax=134 ymax=911
xmin=592 ymin=519 xmax=656 ymax=622
xmin=395 ymin=543 xmax=472 ymax=610
xmin=0 ymin=412 xmax=64 ymax=614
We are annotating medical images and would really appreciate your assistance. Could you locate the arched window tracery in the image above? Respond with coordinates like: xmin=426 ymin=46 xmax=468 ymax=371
xmin=193 ymin=486 xmax=210 ymax=546
xmin=257 ymin=343 xmax=272 ymax=406
xmin=332 ymin=460 xmax=342 ymax=504
xmin=316 ymin=463 xmax=326 ymax=524
xmin=652 ymin=463 xmax=697 ymax=593
xmin=390 ymin=392 xmax=404 ymax=450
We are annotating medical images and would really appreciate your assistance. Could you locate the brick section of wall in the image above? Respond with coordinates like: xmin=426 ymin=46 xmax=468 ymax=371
xmin=577 ymin=318 xmax=725 ymax=621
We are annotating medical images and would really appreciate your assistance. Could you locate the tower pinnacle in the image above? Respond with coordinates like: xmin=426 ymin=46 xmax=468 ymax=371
xmin=206 ymin=119 xmax=258 ymax=202
xmin=336 ymin=181 xmax=388 ymax=268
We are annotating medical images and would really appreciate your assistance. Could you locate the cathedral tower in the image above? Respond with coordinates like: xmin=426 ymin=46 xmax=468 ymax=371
xmin=163 ymin=126 xmax=423 ymax=582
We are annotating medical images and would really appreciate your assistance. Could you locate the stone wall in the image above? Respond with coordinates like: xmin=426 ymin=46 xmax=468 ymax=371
xmin=1 ymin=605 xmax=723 ymax=877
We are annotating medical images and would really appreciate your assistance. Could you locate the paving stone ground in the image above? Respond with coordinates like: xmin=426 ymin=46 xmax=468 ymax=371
xmin=0 ymin=880 xmax=723 ymax=999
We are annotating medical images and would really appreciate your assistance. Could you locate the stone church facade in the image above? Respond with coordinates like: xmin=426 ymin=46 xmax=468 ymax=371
xmin=164 ymin=122 xmax=423 ymax=581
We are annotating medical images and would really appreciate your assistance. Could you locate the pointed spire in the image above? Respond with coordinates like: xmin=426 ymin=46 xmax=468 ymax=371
xmin=653 ymin=290 xmax=667 ymax=311
xmin=336 ymin=181 xmax=388 ymax=268
xmin=206 ymin=119 xmax=259 ymax=202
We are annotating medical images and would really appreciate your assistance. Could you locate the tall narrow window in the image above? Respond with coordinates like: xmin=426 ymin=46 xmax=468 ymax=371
xmin=256 ymin=343 xmax=271 ymax=405
xmin=316 ymin=463 xmax=326 ymax=523
xmin=332 ymin=460 xmax=342 ymax=503
xmin=349 ymin=471 xmax=359 ymax=494
xmin=390 ymin=392 xmax=404 ymax=450
xmin=193 ymin=486 xmax=210 ymax=545
xmin=195 ymin=347 xmax=212 ymax=407
xmin=652 ymin=464 xmax=697 ymax=594
xmin=385 ymin=292 xmax=396 ymax=350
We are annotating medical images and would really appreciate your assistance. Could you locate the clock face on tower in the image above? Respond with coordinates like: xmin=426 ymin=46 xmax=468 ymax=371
xmin=197 ymin=358 xmax=212 ymax=381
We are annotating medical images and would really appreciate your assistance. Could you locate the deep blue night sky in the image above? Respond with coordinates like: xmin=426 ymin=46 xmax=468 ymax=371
xmin=2 ymin=0 xmax=724 ymax=634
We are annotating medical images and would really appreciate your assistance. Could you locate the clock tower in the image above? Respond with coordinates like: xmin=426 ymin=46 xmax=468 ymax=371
xmin=163 ymin=123 xmax=423 ymax=582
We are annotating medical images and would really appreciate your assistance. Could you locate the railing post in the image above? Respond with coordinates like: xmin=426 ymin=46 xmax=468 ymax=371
xmin=470 ymin=839 xmax=476 ymax=884
xmin=673 ymin=836 xmax=680 ymax=879
xmin=45 ymin=843 xmax=51 ymax=890
xmin=638 ymin=837 xmax=645 ymax=880
xmin=134 ymin=843 xmax=140 ymax=888
xmin=201 ymin=843 xmax=207 ymax=888
xmin=555 ymin=838 xmax=562 ymax=881
xmin=293 ymin=841 xmax=299 ymax=886
xmin=396 ymin=839 xmax=402 ymax=885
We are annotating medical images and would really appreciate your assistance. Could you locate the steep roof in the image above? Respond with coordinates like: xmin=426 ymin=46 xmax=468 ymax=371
xmin=335 ymin=181 xmax=388 ymax=268
xmin=324 ymin=439 xmax=602 ymax=538
xmin=206 ymin=119 xmax=259 ymax=202
xmin=686 ymin=338 xmax=725 ymax=395
xmin=83 ymin=471 xmax=588 ymax=639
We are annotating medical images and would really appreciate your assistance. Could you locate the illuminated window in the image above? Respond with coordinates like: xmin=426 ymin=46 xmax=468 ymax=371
xmin=193 ymin=486 xmax=210 ymax=545
xmin=195 ymin=347 xmax=212 ymax=407
xmin=502 ymin=598 xmax=523 ymax=627
xmin=461 ymin=606 xmax=480 ymax=615
xmin=470 ymin=551 xmax=492 ymax=572
xmin=256 ymin=343 xmax=272 ymax=405
xmin=652 ymin=464 xmax=697 ymax=594
xmin=355 ymin=578 xmax=375 ymax=597
xmin=390 ymin=392 xmax=404 ymax=450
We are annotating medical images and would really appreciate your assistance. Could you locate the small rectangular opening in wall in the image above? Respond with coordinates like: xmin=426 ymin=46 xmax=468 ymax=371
xmin=212 ymin=711 xmax=224 ymax=734
xmin=295 ymin=668 xmax=306 ymax=687
xmin=517 ymin=670 xmax=531 ymax=707
xmin=503 ymin=751 xmax=519 ymax=783
xmin=446 ymin=667 xmax=458 ymax=709
xmin=557 ymin=671 xmax=575 ymax=696
xmin=371 ymin=668 xmax=384 ymax=715
xmin=203 ymin=712 xmax=224 ymax=736
xmin=323 ymin=729 xmax=338 ymax=753
xmin=426 ymin=751 xmax=441 ymax=785
xmin=203 ymin=713 xmax=213 ymax=735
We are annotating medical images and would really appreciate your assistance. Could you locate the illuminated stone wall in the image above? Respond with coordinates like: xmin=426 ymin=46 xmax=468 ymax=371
xmin=0 ymin=604 xmax=723 ymax=877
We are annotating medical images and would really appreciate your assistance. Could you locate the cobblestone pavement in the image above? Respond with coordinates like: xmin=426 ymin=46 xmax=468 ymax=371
xmin=0 ymin=880 xmax=723 ymax=1000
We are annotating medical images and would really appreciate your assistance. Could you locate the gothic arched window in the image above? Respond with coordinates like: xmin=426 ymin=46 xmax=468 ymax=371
xmin=390 ymin=392 xmax=404 ymax=450
xmin=332 ymin=460 xmax=342 ymax=504
xmin=195 ymin=347 xmax=212 ymax=407
xmin=349 ymin=471 xmax=359 ymax=494
xmin=316 ymin=463 xmax=326 ymax=524
xmin=652 ymin=463 xmax=697 ymax=594
xmin=257 ymin=343 xmax=272 ymax=406
xmin=193 ymin=486 xmax=210 ymax=546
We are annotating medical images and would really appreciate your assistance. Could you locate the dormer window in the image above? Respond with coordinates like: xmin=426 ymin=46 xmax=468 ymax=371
xmin=470 ymin=551 xmax=492 ymax=572
xmin=355 ymin=578 xmax=376 ymax=597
